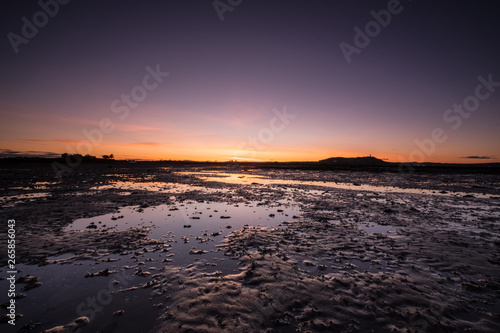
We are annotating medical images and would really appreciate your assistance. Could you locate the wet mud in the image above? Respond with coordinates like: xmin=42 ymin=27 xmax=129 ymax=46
xmin=0 ymin=164 xmax=499 ymax=332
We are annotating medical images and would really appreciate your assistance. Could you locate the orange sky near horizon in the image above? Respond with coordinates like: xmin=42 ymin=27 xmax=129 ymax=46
xmin=1 ymin=97 xmax=498 ymax=164
xmin=2 ymin=106 xmax=497 ymax=164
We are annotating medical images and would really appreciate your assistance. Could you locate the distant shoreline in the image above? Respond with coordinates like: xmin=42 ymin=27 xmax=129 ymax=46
xmin=1 ymin=157 xmax=499 ymax=175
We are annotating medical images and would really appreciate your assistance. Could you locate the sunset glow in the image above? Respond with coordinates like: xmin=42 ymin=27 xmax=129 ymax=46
xmin=1 ymin=1 xmax=499 ymax=163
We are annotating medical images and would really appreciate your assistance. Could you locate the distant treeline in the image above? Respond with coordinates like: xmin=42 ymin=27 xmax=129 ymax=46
xmin=60 ymin=153 xmax=114 ymax=160
xmin=0 ymin=153 xmax=116 ymax=162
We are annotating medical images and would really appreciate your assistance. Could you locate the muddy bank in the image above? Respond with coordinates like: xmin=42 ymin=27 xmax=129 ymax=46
xmin=1 ymin=163 xmax=499 ymax=332
xmin=155 ymin=218 xmax=499 ymax=332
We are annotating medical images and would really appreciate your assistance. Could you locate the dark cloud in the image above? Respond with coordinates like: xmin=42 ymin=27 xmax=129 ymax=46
xmin=460 ymin=156 xmax=495 ymax=160
xmin=0 ymin=149 xmax=61 ymax=158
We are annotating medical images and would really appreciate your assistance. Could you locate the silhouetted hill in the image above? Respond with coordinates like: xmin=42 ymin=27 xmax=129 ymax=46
xmin=319 ymin=156 xmax=390 ymax=166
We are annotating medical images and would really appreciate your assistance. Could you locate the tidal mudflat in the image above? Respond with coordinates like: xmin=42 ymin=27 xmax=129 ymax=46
xmin=1 ymin=164 xmax=499 ymax=332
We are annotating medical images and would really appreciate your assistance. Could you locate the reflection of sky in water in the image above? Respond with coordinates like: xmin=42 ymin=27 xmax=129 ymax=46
xmin=89 ymin=181 xmax=228 ymax=193
xmin=3 ymin=200 xmax=301 ymax=332
xmin=0 ymin=256 xmax=162 ymax=333
xmin=0 ymin=192 xmax=50 ymax=207
xmin=2 ymin=182 xmax=56 ymax=206
xmin=66 ymin=201 xmax=302 ymax=272
xmin=177 ymin=171 xmax=494 ymax=199
xmin=8 ymin=181 xmax=55 ymax=191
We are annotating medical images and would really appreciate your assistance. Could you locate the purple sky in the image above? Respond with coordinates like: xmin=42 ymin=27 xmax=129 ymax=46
xmin=1 ymin=0 xmax=499 ymax=162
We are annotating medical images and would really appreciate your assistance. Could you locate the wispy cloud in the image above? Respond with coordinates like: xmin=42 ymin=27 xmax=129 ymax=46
xmin=127 ymin=142 xmax=163 ymax=147
xmin=25 ymin=139 xmax=82 ymax=145
xmin=114 ymin=124 xmax=163 ymax=132
xmin=3 ymin=113 xmax=164 ymax=133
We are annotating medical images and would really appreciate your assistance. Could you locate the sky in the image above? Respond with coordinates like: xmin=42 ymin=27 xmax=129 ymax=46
xmin=1 ymin=0 xmax=499 ymax=163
